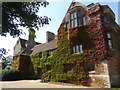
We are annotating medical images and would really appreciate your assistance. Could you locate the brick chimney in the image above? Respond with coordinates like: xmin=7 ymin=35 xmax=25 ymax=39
xmin=46 ymin=31 xmax=55 ymax=42
xmin=26 ymin=28 xmax=36 ymax=49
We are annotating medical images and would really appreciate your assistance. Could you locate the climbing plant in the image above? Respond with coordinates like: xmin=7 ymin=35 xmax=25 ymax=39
xmin=38 ymin=26 xmax=95 ymax=84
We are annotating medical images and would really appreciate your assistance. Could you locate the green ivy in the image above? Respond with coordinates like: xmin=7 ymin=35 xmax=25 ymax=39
xmin=13 ymin=26 xmax=94 ymax=84
xmin=35 ymin=26 xmax=94 ymax=84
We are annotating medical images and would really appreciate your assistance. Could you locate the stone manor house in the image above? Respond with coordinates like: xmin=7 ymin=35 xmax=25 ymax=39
xmin=12 ymin=1 xmax=120 ymax=87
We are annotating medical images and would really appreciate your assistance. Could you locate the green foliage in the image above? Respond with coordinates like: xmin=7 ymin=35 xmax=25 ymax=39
xmin=12 ymin=56 xmax=20 ymax=69
xmin=0 ymin=48 xmax=12 ymax=69
xmin=111 ymin=89 xmax=120 ymax=90
xmin=11 ymin=26 xmax=94 ymax=83
xmin=69 ymin=26 xmax=93 ymax=49
xmin=2 ymin=66 xmax=21 ymax=81
xmin=28 ymin=28 xmax=36 ymax=40
xmin=30 ymin=54 xmax=40 ymax=76
xmin=30 ymin=27 xmax=92 ymax=83
xmin=12 ymin=55 xmax=36 ymax=79
xmin=2 ymin=1 xmax=50 ymax=37
xmin=30 ymin=26 xmax=94 ymax=84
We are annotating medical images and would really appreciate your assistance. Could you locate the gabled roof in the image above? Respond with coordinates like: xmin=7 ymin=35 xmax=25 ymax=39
xmin=68 ymin=1 xmax=87 ymax=11
xmin=19 ymin=38 xmax=27 ymax=48
xmin=18 ymin=38 xmax=40 ymax=48
xmin=60 ymin=1 xmax=87 ymax=25
xmin=87 ymin=3 xmax=95 ymax=8
xmin=31 ymin=38 xmax=57 ymax=55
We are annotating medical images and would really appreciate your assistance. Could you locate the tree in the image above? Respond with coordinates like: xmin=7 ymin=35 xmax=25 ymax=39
xmin=0 ymin=48 xmax=12 ymax=69
xmin=0 ymin=1 xmax=50 ymax=60
xmin=1 ymin=1 xmax=50 ymax=37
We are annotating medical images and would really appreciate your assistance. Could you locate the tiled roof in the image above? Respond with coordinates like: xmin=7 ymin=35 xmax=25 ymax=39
xmin=68 ymin=1 xmax=87 ymax=11
xmin=19 ymin=38 xmax=40 ymax=48
xmin=31 ymin=39 xmax=57 ymax=55
xmin=19 ymin=38 xmax=27 ymax=48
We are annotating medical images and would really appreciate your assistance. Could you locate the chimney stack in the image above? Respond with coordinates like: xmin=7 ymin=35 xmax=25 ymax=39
xmin=28 ymin=28 xmax=35 ymax=41
xmin=26 ymin=28 xmax=36 ymax=50
xmin=46 ymin=31 xmax=55 ymax=42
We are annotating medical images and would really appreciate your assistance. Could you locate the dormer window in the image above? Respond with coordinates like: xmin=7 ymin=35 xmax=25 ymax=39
xmin=70 ymin=11 xmax=81 ymax=27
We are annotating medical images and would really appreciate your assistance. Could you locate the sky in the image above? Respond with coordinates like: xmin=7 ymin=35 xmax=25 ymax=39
xmin=0 ymin=0 xmax=119 ymax=56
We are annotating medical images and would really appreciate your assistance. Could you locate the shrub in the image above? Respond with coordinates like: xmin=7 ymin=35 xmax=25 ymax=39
xmin=2 ymin=66 xmax=21 ymax=81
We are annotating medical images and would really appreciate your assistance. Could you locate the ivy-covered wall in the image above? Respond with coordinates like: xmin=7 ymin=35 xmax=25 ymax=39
xmin=11 ymin=3 xmax=120 ymax=87
xmin=87 ymin=4 xmax=107 ymax=60
xmin=12 ymin=56 xmax=20 ymax=70
xmin=30 ymin=54 xmax=40 ymax=79
xmin=68 ymin=26 xmax=93 ymax=50
xmin=12 ymin=19 xmax=104 ymax=85
xmin=28 ymin=26 xmax=95 ymax=85
xmin=12 ymin=55 xmax=35 ymax=79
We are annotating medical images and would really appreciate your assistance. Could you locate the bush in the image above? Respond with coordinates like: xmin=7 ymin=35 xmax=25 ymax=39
xmin=55 ymin=74 xmax=67 ymax=82
xmin=2 ymin=66 xmax=21 ymax=81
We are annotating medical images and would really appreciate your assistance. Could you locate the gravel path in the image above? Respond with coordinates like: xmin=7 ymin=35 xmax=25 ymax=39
xmin=1 ymin=80 xmax=92 ymax=88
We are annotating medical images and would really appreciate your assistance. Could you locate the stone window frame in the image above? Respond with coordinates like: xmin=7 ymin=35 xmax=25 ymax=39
xmin=72 ymin=44 xmax=83 ymax=54
xmin=70 ymin=10 xmax=81 ymax=27
xmin=83 ymin=16 xmax=87 ymax=25
xmin=107 ymin=33 xmax=113 ymax=49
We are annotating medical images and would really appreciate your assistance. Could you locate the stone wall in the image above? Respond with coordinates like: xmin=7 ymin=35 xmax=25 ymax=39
xmin=107 ymin=51 xmax=120 ymax=86
xmin=46 ymin=31 xmax=55 ymax=42
xmin=12 ymin=55 xmax=36 ymax=79
xmin=87 ymin=4 xmax=107 ymax=60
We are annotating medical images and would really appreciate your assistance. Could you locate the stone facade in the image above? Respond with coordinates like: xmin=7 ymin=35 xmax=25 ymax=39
xmin=57 ymin=1 xmax=120 ymax=87
xmin=46 ymin=31 xmax=55 ymax=43
xmin=12 ymin=1 xmax=120 ymax=87
xmin=13 ymin=38 xmax=27 ymax=56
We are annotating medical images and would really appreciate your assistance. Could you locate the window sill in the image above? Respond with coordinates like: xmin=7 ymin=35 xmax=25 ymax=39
xmin=72 ymin=52 xmax=83 ymax=54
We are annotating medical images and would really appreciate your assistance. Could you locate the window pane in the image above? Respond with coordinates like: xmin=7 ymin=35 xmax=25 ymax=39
xmin=73 ymin=46 xmax=75 ymax=53
xmin=107 ymin=33 xmax=111 ymax=39
xmin=39 ymin=52 xmax=42 ymax=58
xmin=73 ymin=19 xmax=75 ymax=27
xmin=76 ymin=45 xmax=79 ymax=53
xmin=71 ymin=19 xmax=77 ymax=27
xmin=79 ymin=45 xmax=83 ymax=53
xmin=83 ymin=16 xmax=87 ymax=25
xmin=70 ymin=11 xmax=80 ymax=27
xmin=104 ymin=16 xmax=109 ymax=23
xmin=74 ymin=19 xmax=77 ymax=26
xmin=78 ymin=18 xmax=81 ymax=25
xmin=48 ymin=51 xmax=52 ymax=56
xmin=77 ymin=12 xmax=81 ymax=17
xmin=73 ymin=12 xmax=77 ymax=18
xmin=71 ymin=13 xmax=74 ymax=19
xmin=108 ymin=40 xmax=112 ymax=49
xmin=71 ymin=20 xmax=73 ymax=27
xmin=66 ymin=22 xmax=68 ymax=28
xmin=64 ymin=23 xmax=66 ymax=27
